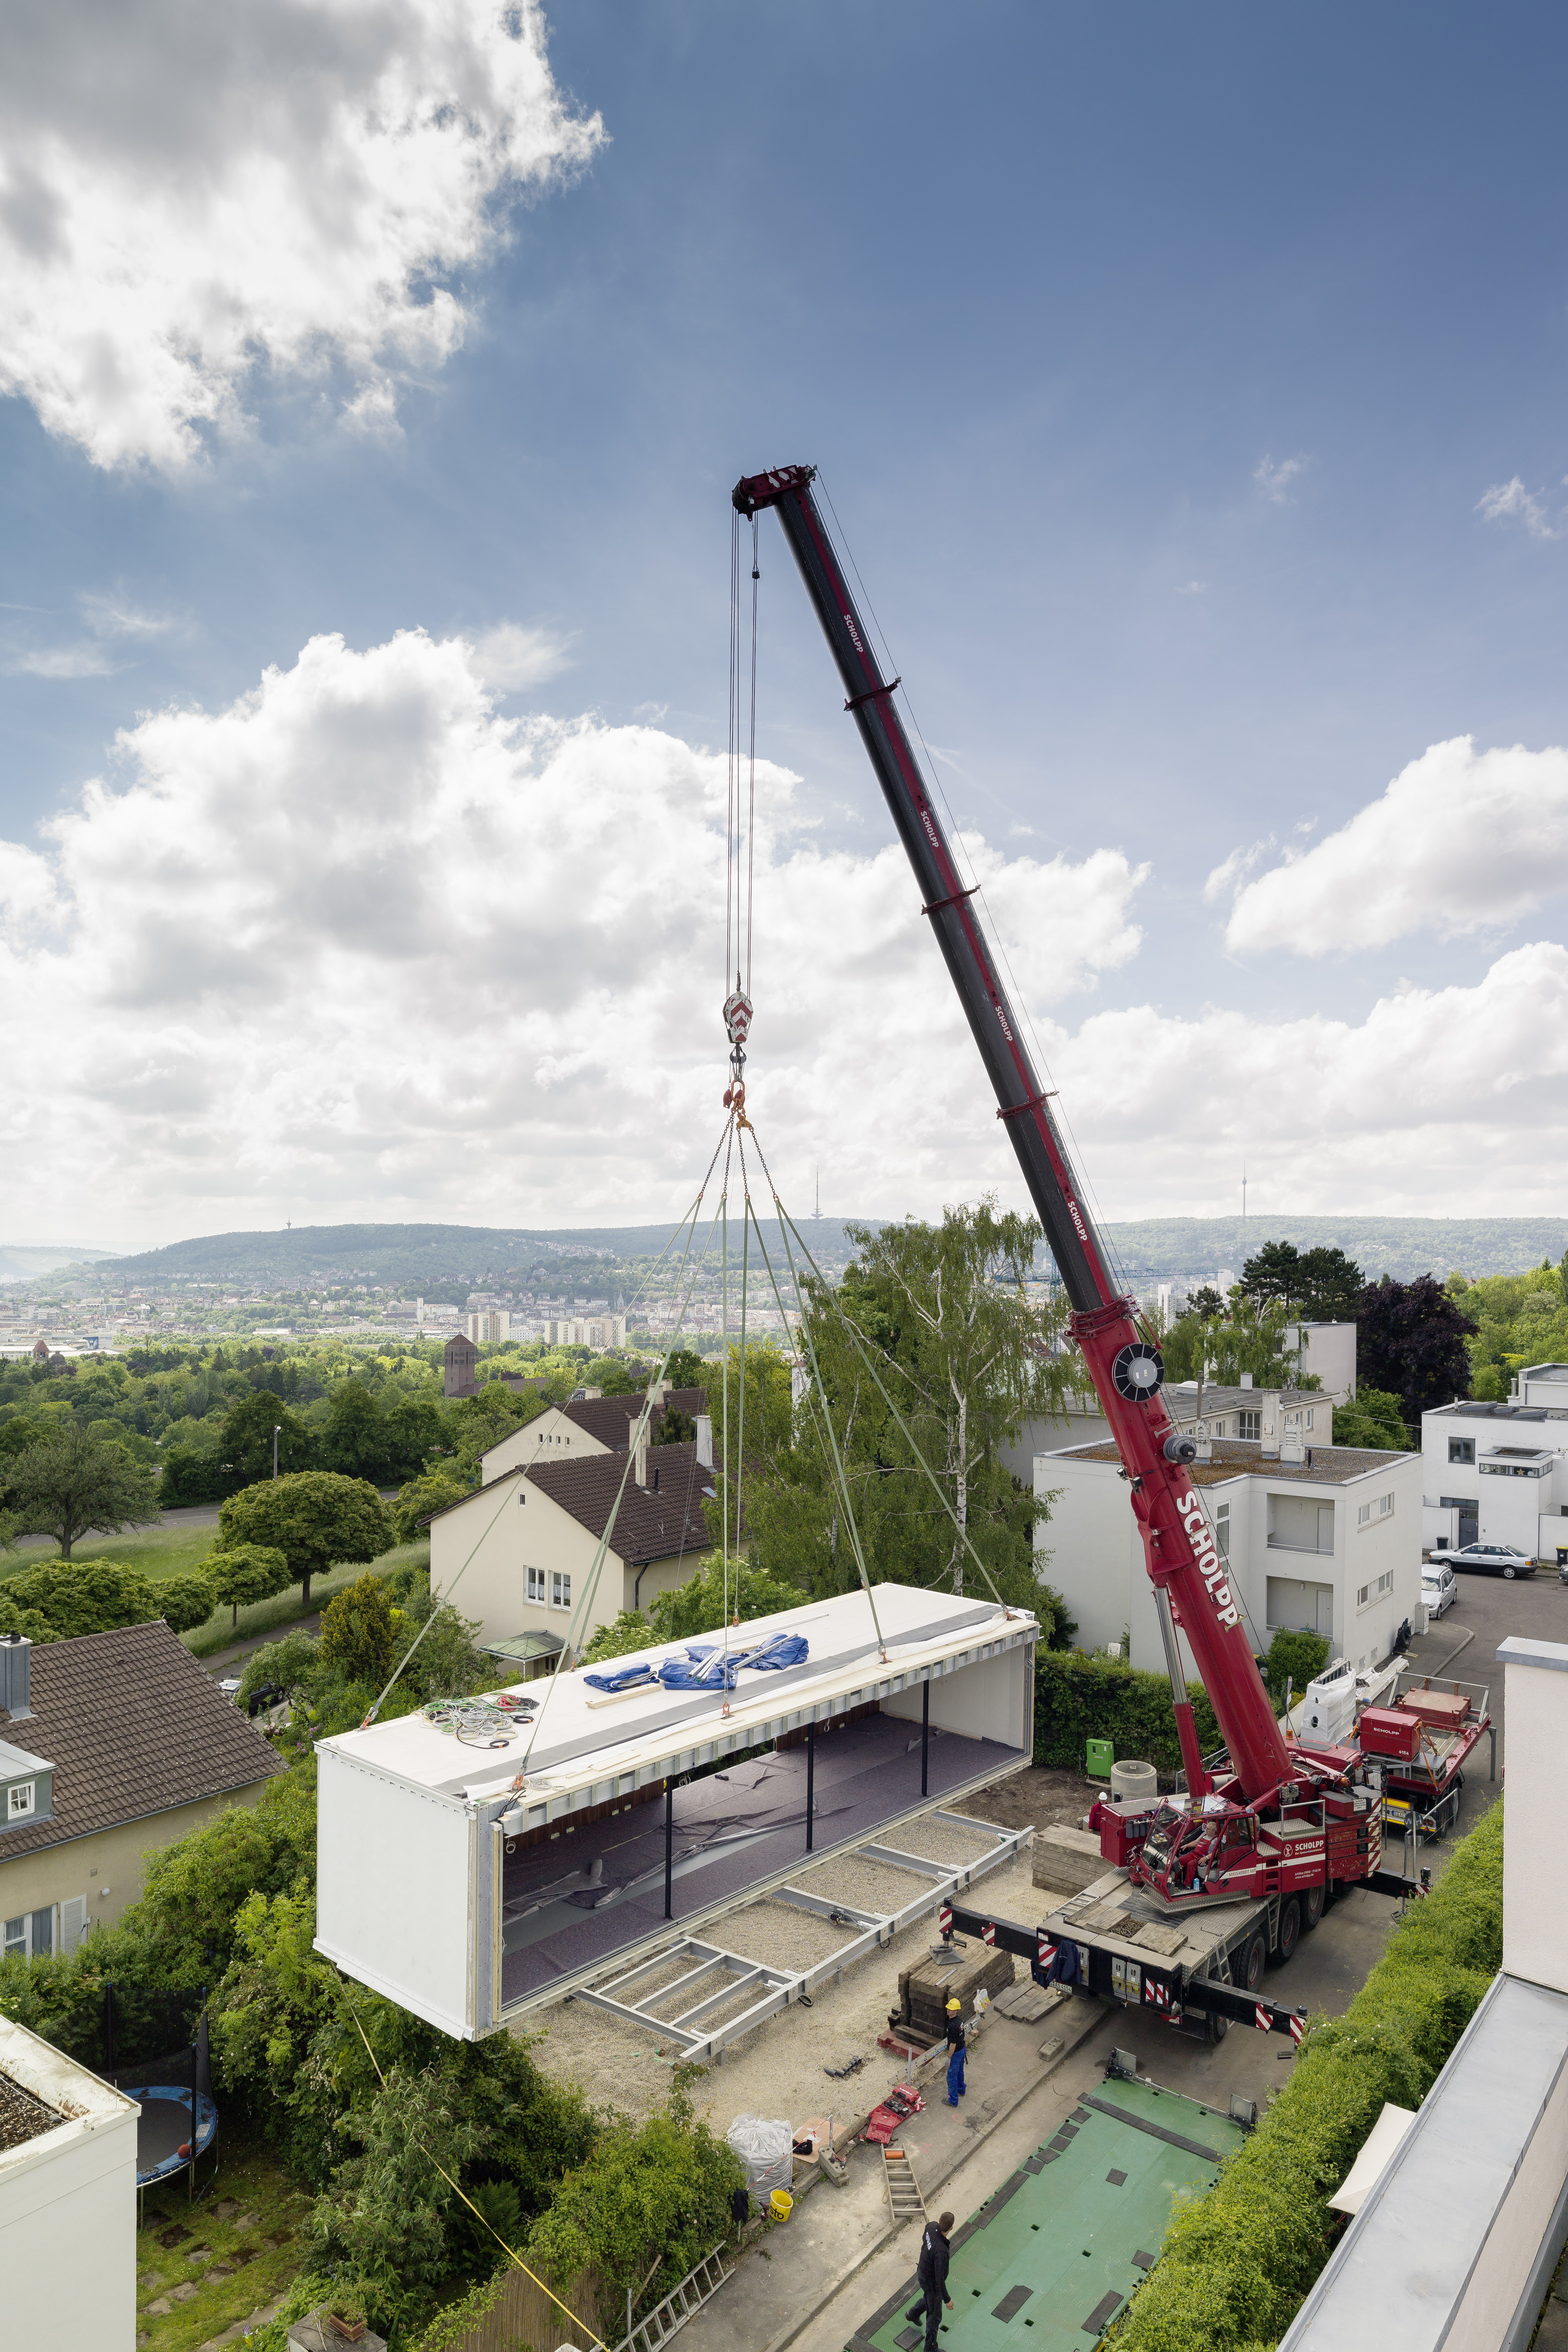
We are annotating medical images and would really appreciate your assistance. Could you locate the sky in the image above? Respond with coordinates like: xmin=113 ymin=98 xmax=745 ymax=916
xmin=3 ymin=1 xmax=1568 ymax=1254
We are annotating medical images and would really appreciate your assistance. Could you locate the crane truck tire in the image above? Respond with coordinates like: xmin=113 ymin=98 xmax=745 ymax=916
xmin=1301 ymin=1882 xmax=1325 ymax=1931
xmin=1271 ymin=1898 xmax=1301 ymax=1965
xmin=1241 ymin=1932 xmax=1267 ymax=1992
xmin=1205 ymin=2009 xmax=1230 ymax=2044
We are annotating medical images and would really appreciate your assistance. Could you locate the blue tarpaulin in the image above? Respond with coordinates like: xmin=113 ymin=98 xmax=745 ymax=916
xmin=585 ymin=1634 xmax=810 ymax=1695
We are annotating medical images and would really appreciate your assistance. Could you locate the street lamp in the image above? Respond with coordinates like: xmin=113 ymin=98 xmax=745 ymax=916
xmin=272 ymin=1425 xmax=282 ymax=1479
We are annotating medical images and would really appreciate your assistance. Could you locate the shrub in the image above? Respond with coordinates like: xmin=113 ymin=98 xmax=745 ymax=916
xmin=1033 ymin=1650 xmax=1221 ymax=1775
xmin=205 ymin=1543 xmax=293 ymax=1627
xmin=1262 ymin=1626 xmax=1331 ymax=1707
xmin=1114 ymin=1799 xmax=1504 ymax=2352
xmin=4 ymin=1557 xmax=159 ymax=1639
xmin=523 ymin=2088 xmax=743 ymax=2313
xmin=157 ymin=1569 xmax=219 ymax=1633
xmin=319 ymin=1573 xmax=398 ymax=1689
xmin=392 ymin=1470 xmax=471 ymax=1544
xmin=0 ymin=1594 xmax=56 ymax=1642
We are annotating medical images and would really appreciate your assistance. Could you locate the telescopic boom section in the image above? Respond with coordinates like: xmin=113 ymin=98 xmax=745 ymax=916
xmin=733 ymin=463 xmax=1290 ymax=1804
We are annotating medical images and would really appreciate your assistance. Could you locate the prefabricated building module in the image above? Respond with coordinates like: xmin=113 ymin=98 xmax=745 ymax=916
xmin=316 ymin=1583 xmax=1037 ymax=2040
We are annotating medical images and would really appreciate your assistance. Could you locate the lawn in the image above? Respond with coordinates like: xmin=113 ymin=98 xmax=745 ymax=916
xmin=0 ymin=1521 xmax=434 ymax=1657
xmin=136 ymin=2120 xmax=314 ymax=2351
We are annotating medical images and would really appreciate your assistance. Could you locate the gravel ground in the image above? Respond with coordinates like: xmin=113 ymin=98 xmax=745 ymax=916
xmin=525 ymin=1843 xmax=1044 ymax=2139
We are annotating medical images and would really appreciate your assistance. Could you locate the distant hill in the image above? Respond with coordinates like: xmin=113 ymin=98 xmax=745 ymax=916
xmin=0 ymin=1242 xmax=118 ymax=1282
xmin=1096 ymin=1216 xmax=1568 ymax=1284
xmin=84 ymin=1218 xmax=877 ymax=1287
xmin=35 ymin=1213 xmax=1567 ymax=1294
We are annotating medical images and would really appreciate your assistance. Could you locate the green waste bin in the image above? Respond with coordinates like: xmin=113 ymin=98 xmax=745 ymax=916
xmin=1086 ymin=1737 xmax=1114 ymax=1780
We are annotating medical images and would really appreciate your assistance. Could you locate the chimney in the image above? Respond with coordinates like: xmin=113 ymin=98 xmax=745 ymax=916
xmin=694 ymin=1413 xmax=714 ymax=1470
xmin=1261 ymin=1389 xmax=1281 ymax=1457
xmin=0 ymin=1634 xmax=33 ymax=1721
xmin=635 ymin=1431 xmax=649 ymax=1486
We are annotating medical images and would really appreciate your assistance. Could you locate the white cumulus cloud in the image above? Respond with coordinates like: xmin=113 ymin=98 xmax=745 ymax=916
xmin=1477 ymin=476 xmax=1563 ymax=540
xmin=1254 ymin=454 xmax=1306 ymax=502
xmin=0 ymin=0 xmax=603 ymax=470
xmin=467 ymin=621 xmax=575 ymax=691
xmin=0 ymin=629 xmax=1148 ymax=1246
xmin=1209 ymin=736 xmax=1568 ymax=955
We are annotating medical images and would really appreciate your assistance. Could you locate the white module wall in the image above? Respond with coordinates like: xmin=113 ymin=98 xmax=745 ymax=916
xmin=315 ymin=1584 xmax=1037 ymax=2039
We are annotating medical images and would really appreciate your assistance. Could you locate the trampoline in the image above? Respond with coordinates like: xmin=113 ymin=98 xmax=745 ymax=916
xmin=133 ymin=2086 xmax=217 ymax=2186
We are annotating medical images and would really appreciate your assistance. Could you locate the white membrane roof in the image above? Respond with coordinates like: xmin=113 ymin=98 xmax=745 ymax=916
xmin=322 ymin=1583 xmax=1035 ymax=1810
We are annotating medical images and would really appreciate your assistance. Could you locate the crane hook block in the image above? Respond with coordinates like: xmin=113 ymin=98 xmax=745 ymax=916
xmin=723 ymin=992 xmax=754 ymax=1048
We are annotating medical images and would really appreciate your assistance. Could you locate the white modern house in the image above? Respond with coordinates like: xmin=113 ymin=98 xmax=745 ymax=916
xmin=1421 ymin=1376 xmax=1568 ymax=1565
xmin=1035 ymin=1433 xmax=1423 ymax=1676
xmin=1001 ymin=1323 xmax=1356 ymax=1486
xmin=0 ymin=2012 xmax=137 ymax=2350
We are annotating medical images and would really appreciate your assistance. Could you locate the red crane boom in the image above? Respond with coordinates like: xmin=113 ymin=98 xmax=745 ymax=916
xmin=733 ymin=463 xmax=1291 ymax=1808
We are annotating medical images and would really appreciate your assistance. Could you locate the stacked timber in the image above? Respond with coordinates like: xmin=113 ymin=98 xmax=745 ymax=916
xmin=896 ymin=1942 xmax=1015 ymax=2042
xmin=1031 ymin=1824 xmax=1106 ymax=1896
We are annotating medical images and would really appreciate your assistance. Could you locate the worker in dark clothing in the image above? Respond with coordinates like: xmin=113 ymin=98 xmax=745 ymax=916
xmin=906 ymin=2210 xmax=955 ymax=2349
xmin=943 ymin=1997 xmax=967 ymax=2105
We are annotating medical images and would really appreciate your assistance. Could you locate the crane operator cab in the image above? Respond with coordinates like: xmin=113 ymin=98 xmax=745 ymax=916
xmin=1123 ymin=1798 xmax=1264 ymax=1905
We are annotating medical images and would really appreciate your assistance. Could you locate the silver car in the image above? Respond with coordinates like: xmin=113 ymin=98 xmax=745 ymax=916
xmin=1427 ymin=1541 xmax=1537 ymax=1580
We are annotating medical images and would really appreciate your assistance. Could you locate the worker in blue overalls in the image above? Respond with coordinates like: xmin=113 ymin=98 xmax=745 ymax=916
xmin=943 ymin=1997 xmax=967 ymax=2105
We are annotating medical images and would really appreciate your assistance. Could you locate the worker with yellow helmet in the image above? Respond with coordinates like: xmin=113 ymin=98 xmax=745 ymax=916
xmin=942 ymin=1996 xmax=968 ymax=2107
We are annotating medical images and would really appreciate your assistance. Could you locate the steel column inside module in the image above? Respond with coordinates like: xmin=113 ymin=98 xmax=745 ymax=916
xmin=314 ymin=1584 xmax=1037 ymax=2040
xmin=853 ymin=2078 xmax=1246 ymax=2352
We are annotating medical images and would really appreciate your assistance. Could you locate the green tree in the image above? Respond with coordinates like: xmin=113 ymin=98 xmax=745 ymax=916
xmin=582 ymin=1555 xmax=810 ymax=1663
xmin=157 ymin=1569 xmax=218 ymax=1633
xmin=1331 ymin=1385 xmax=1410 ymax=1450
xmin=721 ymin=1206 xmax=1072 ymax=1615
xmin=218 ymin=1391 xmax=315 ymax=1487
xmin=391 ymin=1468 xmax=471 ymax=1542
xmin=524 ymin=2092 xmax=743 ymax=2318
xmin=1235 ymin=1241 xmax=1363 ymax=1322
xmin=4 ymin=1557 xmax=158 ymax=1637
xmin=0 ymin=1594 xmax=56 ymax=1642
xmin=217 ymin=1471 xmax=395 ymax=1608
xmin=318 ymin=1381 xmax=393 ymax=1482
xmin=204 ymin=1543 xmax=293 ymax=1628
xmin=318 ymin=1573 xmax=398 ymax=1689
xmin=5 ymin=1421 xmax=160 ymax=1558
xmin=1357 ymin=1276 xmax=1478 ymax=1425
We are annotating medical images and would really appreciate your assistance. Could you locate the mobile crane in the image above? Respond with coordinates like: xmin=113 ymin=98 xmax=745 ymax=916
xmin=733 ymin=464 xmax=1423 ymax=2030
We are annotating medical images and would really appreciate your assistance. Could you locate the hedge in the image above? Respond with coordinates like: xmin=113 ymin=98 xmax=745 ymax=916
xmin=1034 ymin=1650 xmax=1222 ymax=1774
xmin=1110 ymin=1797 xmax=1505 ymax=2352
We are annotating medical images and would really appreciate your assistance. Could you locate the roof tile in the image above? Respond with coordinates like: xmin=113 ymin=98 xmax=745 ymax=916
xmin=0 ymin=1619 xmax=283 ymax=1860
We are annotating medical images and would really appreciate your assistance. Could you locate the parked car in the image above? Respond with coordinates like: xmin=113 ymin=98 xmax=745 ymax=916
xmin=1421 ymin=1562 xmax=1458 ymax=1618
xmin=1427 ymin=1541 xmax=1537 ymax=1579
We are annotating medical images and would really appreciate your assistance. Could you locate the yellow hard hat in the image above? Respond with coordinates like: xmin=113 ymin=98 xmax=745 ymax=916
xmin=946 ymin=1998 xmax=961 ymax=2012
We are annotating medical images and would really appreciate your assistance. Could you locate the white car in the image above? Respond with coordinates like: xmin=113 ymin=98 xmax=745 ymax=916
xmin=1421 ymin=1563 xmax=1458 ymax=1619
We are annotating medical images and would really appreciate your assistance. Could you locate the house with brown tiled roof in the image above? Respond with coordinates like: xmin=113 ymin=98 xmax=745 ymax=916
xmin=480 ymin=1382 xmax=709 ymax=1482
xmin=429 ymin=1434 xmax=716 ymax=1659
xmin=0 ymin=1622 xmax=284 ymax=1960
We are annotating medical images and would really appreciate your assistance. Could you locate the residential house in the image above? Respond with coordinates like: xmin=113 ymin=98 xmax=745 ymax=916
xmin=429 ymin=1435 xmax=715 ymax=1655
xmin=479 ymin=1382 xmax=710 ymax=1483
xmin=1002 ymin=1364 xmax=1346 ymax=1487
xmin=1421 ymin=1385 xmax=1568 ymax=1563
xmin=1034 ymin=1434 xmax=1422 ymax=1676
xmin=0 ymin=1623 xmax=284 ymax=1958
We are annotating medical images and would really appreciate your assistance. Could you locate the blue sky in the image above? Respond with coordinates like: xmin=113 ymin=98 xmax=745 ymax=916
xmin=3 ymin=3 xmax=1567 ymax=1248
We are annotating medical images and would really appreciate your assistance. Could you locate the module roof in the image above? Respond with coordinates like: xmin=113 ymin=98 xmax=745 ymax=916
xmin=0 ymin=1620 xmax=284 ymax=1858
xmin=320 ymin=1581 xmax=1037 ymax=1812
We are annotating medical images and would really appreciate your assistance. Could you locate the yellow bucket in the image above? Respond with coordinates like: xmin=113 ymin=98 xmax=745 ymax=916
xmin=770 ymin=2189 xmax=793 ymax=2223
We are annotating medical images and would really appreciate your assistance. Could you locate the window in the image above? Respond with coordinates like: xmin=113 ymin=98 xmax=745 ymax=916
xmin=526 ymin=1566 xmax=545 ymax=1603
xmin=1357 ymin=1583 xmax=1369 ymax=1607
xmin=1449 ymin=1437 xmax=1476 ymax=1466
xmin=2 ymin=1909 xmax=52 ymax=1958
xmin=550 ymin=1571 xmax=572 ymax=1611
xmin=1215 ymin=1502 xmax=1230 ymax=1562
xmin=1239 ymin=1411 xmax=1260 ymax=1440
xmin=7 ymin=1780 xmax=35 ymax=1820
xmin=2 ymin=1915 xmax=24 ymax=1956
xmin=1357 ymin=1492 xmax=1395 ymax=1528
xmin=1305 ymin=1409 xmax=1314 ymax=1431
xmin=1376 ymin=1570 xmax=1394 ymax=1598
